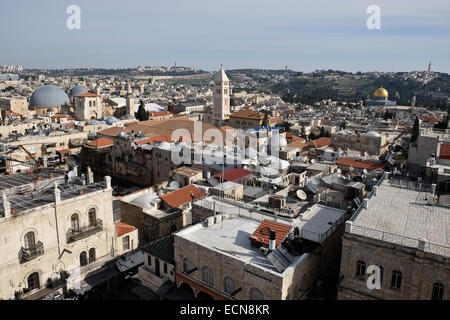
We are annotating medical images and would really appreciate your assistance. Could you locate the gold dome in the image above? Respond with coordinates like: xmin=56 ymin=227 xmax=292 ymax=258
xmin=374 ymin=87 xmax=388 ymax=98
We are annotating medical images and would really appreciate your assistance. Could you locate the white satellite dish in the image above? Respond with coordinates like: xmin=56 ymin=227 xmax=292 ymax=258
xmin=244 ymin=165 xmax=249 ymax=170
xmin=296 ymin=189 xmax=307 ymax=200
xmin=337 ymin=168 xmax=342 ymax=174
xmin=310 ymin=176 xmax=320 ymax=185
xmin=311 ymin=159 xmax=316 ymax=164
xmin=68 ymin=171 xmax=76 ymax=183
xmin=169 ymin=181 xmax=180 ymax=191
xmin=362 ymin=169 xmax=368 ymax=174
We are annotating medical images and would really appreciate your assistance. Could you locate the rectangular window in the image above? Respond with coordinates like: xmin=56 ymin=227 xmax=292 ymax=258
xmin=122 ymin=236 xmax=130 ymax=251
xmin=164 ymin=263 xmax=167 ymax=274
xmin=147 ymin=255 xmax=152 ymax=266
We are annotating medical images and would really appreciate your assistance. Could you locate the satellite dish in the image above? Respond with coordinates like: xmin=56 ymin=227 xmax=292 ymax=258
xmin=68 ymin=171 xmax=76 ymax=183
xmin=363 ymin=169 xmax=368 ymax=174
xmin=310 ymin=176 xmax=320 ymax=185
xmin=311 ymin=159 xmax=316 ymax=164
xmin=296 ymin=189 xmax=307 ymax=200
xmin=337 ymin=168 xmax=342 ymax=174
xmin=244 ymin=165 xmax=249 ymax=170
xmin=169 ymin=181 xmax=180 ymax=190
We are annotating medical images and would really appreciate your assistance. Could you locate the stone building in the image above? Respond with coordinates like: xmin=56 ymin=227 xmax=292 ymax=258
xmin=338 ymin=175 xmax=449 ymax=300
xmin=331 ymin=129 xmax=389 ymax=156
xmin=178 ymin=196 xmax=347 ymax=300
xmin=0 ymin=174 xmax=138 ymax=300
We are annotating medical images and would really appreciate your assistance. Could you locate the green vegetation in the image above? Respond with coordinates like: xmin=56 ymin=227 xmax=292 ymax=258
xmin=135 ymin=100 xmax=149 ymax=121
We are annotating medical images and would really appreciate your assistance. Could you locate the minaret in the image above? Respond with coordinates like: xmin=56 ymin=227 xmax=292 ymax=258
xmin=126 ymin=94 xmax=135 ymax=117
xmin=212 ymin=66 xmax=231 ymax=123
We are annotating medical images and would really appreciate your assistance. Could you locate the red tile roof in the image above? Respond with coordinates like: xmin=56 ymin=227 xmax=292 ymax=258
xmin=212 ymin=168 xmax=252 ymax=182
xmin=440 ymin=144 xmax=450 ymax=160
xmin=230 ymin=110 xmax=264 ymax=120
xmin=309 ymin=137 xmax=331 ymax=148
xmin=86 ymin=138 xmax=114 ymax=148
xmin=250 ymin=220 xmax=291 ymax=248
xmin=336 ymin=158 xmax=385 ymax=170
xmin=116 ymin=221 xmax=136 ymax=237
xmin=57 ymin=149 xmax=70 ymax=154
xmin=75 ymin=92 xmax=100 ymax=97
xmin=135 ymin=134 xmax=174 ymax=145
xmin=160 ymin=185 xmax=207 ymax=208
xmin=420 ymin=116 xmax=440 ymax=122
xmin=148 ymin=111 xmax=174 ymax=117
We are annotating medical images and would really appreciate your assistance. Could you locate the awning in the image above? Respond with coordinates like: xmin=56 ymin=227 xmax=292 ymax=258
xmin=115 ymin=250 xmax=144 ymax=273
xmin=70 ymin=266 xmax=121 ymax=295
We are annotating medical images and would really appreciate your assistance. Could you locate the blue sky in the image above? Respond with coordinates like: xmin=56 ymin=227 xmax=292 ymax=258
xmin=1 ymin=0 xmax=449 ymax=72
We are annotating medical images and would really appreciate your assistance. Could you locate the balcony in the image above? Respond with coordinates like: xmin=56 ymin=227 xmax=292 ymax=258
xmin=18 ymin=241 xmax=44 ymax=264
xmin=66 ymin=219 xmax=103 ymax=243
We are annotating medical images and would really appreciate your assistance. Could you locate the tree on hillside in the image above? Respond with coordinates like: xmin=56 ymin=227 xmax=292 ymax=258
xmin=135 ymin=100 xmax=149 ymax=121
xmin=276 ymin=121 xmax=291 ymax=132
xmin=262 ymin=113 xmax=269 ymax=127
xmin=411 ymin=116 xmax=420 ymax=142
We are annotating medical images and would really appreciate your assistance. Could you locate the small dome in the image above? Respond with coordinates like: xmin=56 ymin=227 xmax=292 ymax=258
xmin=362 ymin=131 xmax=381 ymax=138
xmin=69 ymin=85 xmax=88 ymax=97
xmin=374 ymin=87 xmax=388 ymax=98
xmin=30 ymin=85 xmax=70 ymax=108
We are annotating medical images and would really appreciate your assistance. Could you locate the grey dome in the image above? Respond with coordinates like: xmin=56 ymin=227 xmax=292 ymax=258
xmin=30 ymin=85 xmax=70 ymax=108
xmin=69 ymin=85 xmax=88 ymax=97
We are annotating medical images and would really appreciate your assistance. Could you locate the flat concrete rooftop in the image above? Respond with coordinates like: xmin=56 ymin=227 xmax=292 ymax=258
xmin=176 ymin=215 xmax=303 ymax=275
xmin=350 ymin=179 xmax=450 ymax=256
xmin=0 ymin=181 xmax=106 ymax=216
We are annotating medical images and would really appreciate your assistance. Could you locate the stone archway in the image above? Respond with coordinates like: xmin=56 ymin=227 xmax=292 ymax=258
xmin=179 ymin=282 xmax=195 ymax=297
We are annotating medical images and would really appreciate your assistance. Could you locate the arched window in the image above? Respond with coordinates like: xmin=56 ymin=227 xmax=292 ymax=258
xmin=24 ymin=231 xmax=36 ymax=249
xmin=250 ymin=287 xmax=265 ymax=300
xmin=88 ymin=208 xmax=97 ymax=226
xmin=80 ymin=251 xmax=87 ymax=266
xmin=432 ymin=282 xmax=444 ymax=300
xmin=202 ymin=266 xmax=214 ymax=287
xmin=355 ymin=260 xmax=366 ymax=279
xmin=183 ymin=258 xmax=194 ymax=273
xmin=390 ymin=270 xmax=402 ymax=290
xmin=27 ymin=272 xmax=40 ymax=291
xmin=71 ymin=213 xmax=79 ymax=231
xmin=224 ymin=277 xmax=237 ymax=295
xmin=88 ymin=248 xmax=96 ymax=264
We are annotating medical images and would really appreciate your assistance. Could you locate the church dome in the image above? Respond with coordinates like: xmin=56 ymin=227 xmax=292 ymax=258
xmin=30 ymin=85 xmax=70 ymax=108
xmin=362 ymin=131 xmax=381 ymax=138
xmin=374 ymin=87 xmax=388 ymax=98
xmin=69 ymin=85 xmax=88 ymax=97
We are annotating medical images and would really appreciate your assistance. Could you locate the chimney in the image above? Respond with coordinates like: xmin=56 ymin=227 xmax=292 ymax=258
xmin=104 ymin=176 xmax=112 ymax=190
xmin=363 ymin=198 xmax=369 ymax=209
xmin=431 ymin=184 xmax=436 ymax=195
xmin=73 ymin=165 xmax=78 ymax=177
xmin=87 ymin=166 xmax=94 ymax=184
xmin=345 ymin=221 xmax=353 ymax=233
xmin=54 ymin=182 xmax=61 ymax=204
xmin=269 ymin=229 xmax=276 ymax=251
xmin=418 ymin=238 xmax=427 ymax=251
xmin=2 ymin=192 xmax=11 ymax=218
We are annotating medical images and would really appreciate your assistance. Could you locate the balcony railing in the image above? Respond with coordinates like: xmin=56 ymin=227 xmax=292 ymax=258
xmin=19 ymin=241 xmax=44 ymax=264
xmin=66 ymin=219 xmax=103 ymax=243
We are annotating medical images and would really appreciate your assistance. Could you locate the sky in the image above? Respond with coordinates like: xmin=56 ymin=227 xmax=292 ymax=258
xmin=1 ymin=0 xmax=449 ymax=73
